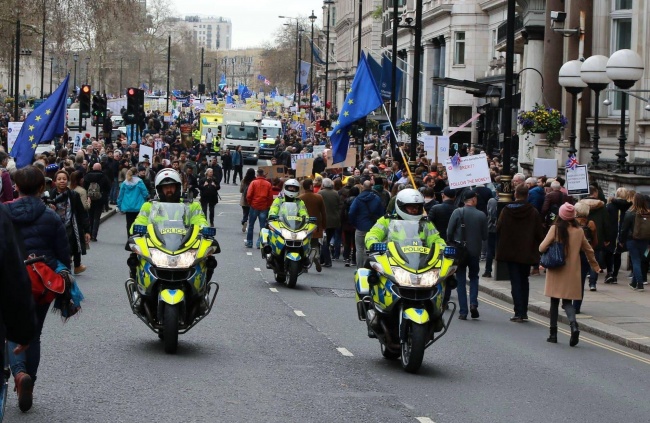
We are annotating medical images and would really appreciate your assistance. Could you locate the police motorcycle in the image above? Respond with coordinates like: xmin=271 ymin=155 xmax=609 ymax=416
xmin=125 ymin=201 xmax=220 ymax=354
xmin=355 ymin=219 xmax=458 ymax=373
xmin=260 ymin=201 xmax=317 ymax=288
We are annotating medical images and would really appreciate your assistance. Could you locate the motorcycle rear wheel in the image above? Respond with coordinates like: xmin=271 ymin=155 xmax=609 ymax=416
xmin=401 ymin=323 xmax=427 ymax=373
xmin=286 ymin=260 xmax=300 ymax=288
xmin=163 ymin=304 xmax=179 ymax=354
xmin=380 ymin=343 xmax=400 ymax=360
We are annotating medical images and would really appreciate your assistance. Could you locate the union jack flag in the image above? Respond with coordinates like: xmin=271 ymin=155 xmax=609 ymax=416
xmin=451 ymin=152 xmax=461 ymax=168
xmin=565 ymin=154 xmax=579 ymax=170
xmin=264 ymin=78 xmax=271 ymax=86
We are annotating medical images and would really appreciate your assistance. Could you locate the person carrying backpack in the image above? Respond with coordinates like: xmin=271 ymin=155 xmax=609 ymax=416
xmin=619 ymin=193 xmax=650 ymax=292
xmin=573 ymin=202 xmax=598 ymax=313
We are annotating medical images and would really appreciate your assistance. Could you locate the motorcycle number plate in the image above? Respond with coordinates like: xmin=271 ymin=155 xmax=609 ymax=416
xmin=291 ymin=233 xmax=297 ymax=240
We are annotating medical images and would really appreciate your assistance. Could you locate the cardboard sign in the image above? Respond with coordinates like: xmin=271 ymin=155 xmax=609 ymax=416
xmin=328 ymin=148 xmax=357 ymax=169
xmin=294 ymin=158 xmax=314 ymax=178
xmin=437 ymin=136 xmax=450 ymax=164
xmin=258 ymin=165 xmax=287 ymax=180
xmin=422 ymin=135 xmax=436 ymax=161
xmin=445 ymin=153 xmax=491 ymax=189
xmin=532 ymin=158 xmax=558 ymax=177
xmin=291 ymin=153 xmax=313 ymax=170
xmin=566 ymin=164 xmax=589 ymax=195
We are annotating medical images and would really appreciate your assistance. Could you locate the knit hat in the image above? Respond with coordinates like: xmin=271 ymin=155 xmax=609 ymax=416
xmin=558 ymin=203 xmax=576 ymax=221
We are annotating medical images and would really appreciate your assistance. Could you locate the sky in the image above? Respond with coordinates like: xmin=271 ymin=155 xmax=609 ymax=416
xmin=169 ymin=0 xmax=327 ymax=49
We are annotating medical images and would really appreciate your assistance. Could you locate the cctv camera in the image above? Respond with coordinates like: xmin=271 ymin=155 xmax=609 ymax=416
xmin=550 ymin=11 xmax=567 ymax=23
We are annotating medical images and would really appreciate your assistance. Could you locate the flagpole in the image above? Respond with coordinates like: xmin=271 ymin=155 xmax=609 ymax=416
xmin=381 ymin=103 xmax=415 ymax=188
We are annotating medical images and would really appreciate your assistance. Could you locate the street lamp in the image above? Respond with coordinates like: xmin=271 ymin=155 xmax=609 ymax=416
xmin=309 ymin=10 xmax=317 ymax=121
xmin=49 ymin=56 xmax=53 ymax=96
xmin=324 ymin=0 xmax=335 ymax=118
xmin=580 ymin=55 xmax=611 ymax=168
xmin=485 ymin=86 xmax=501 ymax=155
xmin=73 ymin=52 xmax=79 ymax=93
xmin=558 ymin=59 xmax=587 ymax=157
xmin=606 ymin=49 xmax=644 ymax=172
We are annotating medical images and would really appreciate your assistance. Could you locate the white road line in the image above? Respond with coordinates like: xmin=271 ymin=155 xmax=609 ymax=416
xmin=247 ymin=252 xmax=253 ymax=256
xmin=336 ymin=347 xmax=354 ymax=357
xmin=254 ymin=267 xmax=261 ymax=271
xmin=415 ymin=418 xmax=435 ymax=423
xmin=269 ymin=288 xmax=279 ymax=292
xmin=294 ymin=310 xmax=306 ymax=317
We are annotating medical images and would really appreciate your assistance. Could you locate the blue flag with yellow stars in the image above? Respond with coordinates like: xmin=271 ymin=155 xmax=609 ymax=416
xmin=330 ymin=52 xmax=383 ymax=165
xmin=11 ymin=74 xmax=69 ymax=168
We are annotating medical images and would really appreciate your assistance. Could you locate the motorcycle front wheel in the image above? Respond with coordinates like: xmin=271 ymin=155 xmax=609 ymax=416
xmin=163 ymin=304 xmax=179 ymax=354
xmin=401 ymin=322 xmax=427 ymax=373
xmin=380 ymin=343 xmax=400 ymax=360
xmin=286 ymin=260 xmax=300 ymax=288
xmin=274 ymin=271 xmax=286 ymax=284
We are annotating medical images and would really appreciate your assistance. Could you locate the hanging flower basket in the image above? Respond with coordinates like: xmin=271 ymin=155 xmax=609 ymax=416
xmin=398 ymin=120 xmax=424 ymax=137
xmin=517 ymin=103 xmax=568 ymax=148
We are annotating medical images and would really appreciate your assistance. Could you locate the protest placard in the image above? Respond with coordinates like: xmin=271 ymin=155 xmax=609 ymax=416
xmin=73 ymin=133 xmax=82 ymax=154
xmin=139 ymin=145 xmax=154 ymax=162
xmin=437 ymin=136 xmax=450 ymax=164
xmin=532 ymin=158 xmax=558 ymax=177
xmin=295 ymin=158 xmax=314 ymax=178
xmin=566 ymin=164 xmax=589 ymax=195
xmin=327 ymin=148 xmax=356 ymax=169
xmin=445 ymin=153 xmax=491 ymax=189
xmin=312 ymin=145 xmax=325 ymax=157
xmin=291 ymin=153 xmax=313 ymax=170
xmin=258 ymin=165 xmax=287 ymax=179
xmin=422 ymin=135 xmax=436 ymax=161
xmin=7 ymin=122 xmax=23 ymax=153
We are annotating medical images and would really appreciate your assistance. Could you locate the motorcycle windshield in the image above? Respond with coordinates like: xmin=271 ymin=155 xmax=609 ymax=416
xmin=148 ymin=202 xmax=191 ymax=251
xmin=386 ymin=220 xmax=434 ymax=271
xmin=278 ymin=202 xmax=307 ymax=231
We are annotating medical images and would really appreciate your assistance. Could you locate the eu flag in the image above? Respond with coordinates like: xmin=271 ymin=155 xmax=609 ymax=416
xmin=330 ymin=53 xmax=383 ymax=165
xmin=11 ymin=74 xmax=69 ymax=168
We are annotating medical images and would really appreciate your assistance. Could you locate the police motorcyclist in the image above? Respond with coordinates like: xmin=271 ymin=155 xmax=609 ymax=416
xmin=365 ymin=188 xmax=446 ymax=261
xmin=267 ymin=179 xmax=310 ymax=268
xmin=131 ymin=168 xmax=208 ymax=232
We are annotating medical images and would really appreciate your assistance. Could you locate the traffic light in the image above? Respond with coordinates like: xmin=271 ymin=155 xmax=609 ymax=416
xmin=125 ymin=87 xmax=144 ymax=125
xmin=217 ymin=126 xmax=222 ymax=138
xmin=92 ymin=93 xmax=107 ymax=126
xmin=262 ymin=129 xmax=267 ymax=140
xmin=79 ymin=85 xmax=91 ymax=118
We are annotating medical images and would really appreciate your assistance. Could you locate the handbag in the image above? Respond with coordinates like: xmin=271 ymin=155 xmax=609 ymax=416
xmin=449 ymin=209 xmax=469 ymax=267
xmin=540 ymin=227 xmax=566 ymax=269
xmin=25 ymin=255 xmax=66 ymax=305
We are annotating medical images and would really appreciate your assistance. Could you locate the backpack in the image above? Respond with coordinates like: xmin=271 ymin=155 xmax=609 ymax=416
xmin=633 ymin=213 xmax=650 ymax=240
xmin=580 ymin=220 xmax=594 ymax=245
xmin=88 ymin=181 xmax=102 ymax=200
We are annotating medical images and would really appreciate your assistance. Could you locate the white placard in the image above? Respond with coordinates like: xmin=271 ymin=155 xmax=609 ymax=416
xmin=312 ymin=145 xmax=325 ymax=157
xmin=445 ymin=153 xmax=491 ymax=189
xmin=154 ymin=140 xmax=165 ymax=152
xmin=139 ymin=145 xmax=154 ymax=162
xmin=437 ymin=136 xmax=450 ymax=164
xmin=291 ymin=152 xmax=313 ymax=170
xmin=7 ymin=122 xmax=23 ymax=153
xmin=422 ymin=135 xmax=436 ymax=160
xmin=566 ymin=164 xmax=589 ymax=195
xmin=532 ymin=158 xmax=558 ymax=177
xmin=73 ymin=134 xmax=82 ymax=154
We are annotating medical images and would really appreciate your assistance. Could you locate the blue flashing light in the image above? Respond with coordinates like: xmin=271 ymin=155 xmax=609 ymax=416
xmin=444 ymin=246 xmax=457 ymax=257
xmin=133 ymin=224 xmax=147 ymax=235
xmin=201 ymin=227 xmax=217 ymax=237
xmin=371 ymin=243 xmax=387 ymax=253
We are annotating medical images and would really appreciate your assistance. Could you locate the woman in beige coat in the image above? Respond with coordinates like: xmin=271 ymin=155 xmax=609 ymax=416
xmin=539 ymin=203 xmax=601 ymax=346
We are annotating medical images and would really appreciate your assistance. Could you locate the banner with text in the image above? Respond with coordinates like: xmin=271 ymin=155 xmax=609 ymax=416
xmin=445 ymin=153 xmax=491 ymax=189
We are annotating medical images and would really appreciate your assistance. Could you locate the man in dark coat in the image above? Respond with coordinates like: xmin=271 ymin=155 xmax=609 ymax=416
xmin=496 ymin=184 xmax=545 ymax=322
xmin=84 ymin=163 xmax=112 ymax=241
xmin=312 ymin=153 xmax=327 ymax=175
xmin=0 ymin=205 xmax=37 ymax=385
xmin=428 ymin=187 xmax=457 ymax=242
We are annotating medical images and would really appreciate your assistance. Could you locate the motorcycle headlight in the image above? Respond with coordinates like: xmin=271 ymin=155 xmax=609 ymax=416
xmin=390 ymin=267 xmax=440 ymax=287
xmin=280 ymin=228 xmax=307 ymax=241
xmin=150 ymin=249 xmax=197 ymax=269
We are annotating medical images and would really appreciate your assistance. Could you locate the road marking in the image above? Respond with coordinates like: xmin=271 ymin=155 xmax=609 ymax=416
xmin=415 ymin=418 xmax=435 ymax=423
xmin=294 ymin=310 xmax=305 ymax=317
xmin=247 ymin=252 xmax=252 ymax=256
xmin=337 ymin=347 xmax=354 ymax=357
xmin=269 ymin=288 xmax=278 ymax=293
xmin=478 ymin=295 xmax=650 ymax=366
xmin=254 ymin=267 xmax=261 ymax=271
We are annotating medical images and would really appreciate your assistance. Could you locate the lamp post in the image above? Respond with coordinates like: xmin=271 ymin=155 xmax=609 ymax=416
xmin=73 ymin=52 xmax=79 ymax=93
xmin=324 ymin=0 xmax=335 ymax=118
xmin=580 ymin=55 xmax=611 ymax=168
xmin=606 ymin=49 xmax=644 ymax=173
xmin=298 ymin=26 xmax=304 ymax=102
xmin=231 ymin=57 xmax=235 ymax=88
xmin=49 ymin=57 xmax=53 ymax=96
xmin=357 ymin=0 xmax=363 ymax=63
xmin=409 ymin=0 xmax=423 ymax=162
xmin=166 ymin=35 xmax=171 ymax=112
xmin=485 ymin=85 xmax=501 ymax=156
xmin=390 ymin=0 xmax=399 ymax=159
xmin=40 ymin=6 xmax=46 ymax=98
xmin=558 ymin=60 xmax=587 ymax=157
xmin=309 ymin=10 xmax=317 ymax=121
xmin=279 ymin=16 xmax=300 ymax=106
xmin=85 ymin=56 xmax=90 ymax=84
xmin=342 ymin=69 xmax=350 ymax=98
xmin=14 ymin=20 xmax=20 ymax=120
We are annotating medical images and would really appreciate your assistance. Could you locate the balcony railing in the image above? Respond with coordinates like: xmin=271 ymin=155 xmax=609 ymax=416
xmin=496 ymin=16 xmax=524 ymax=44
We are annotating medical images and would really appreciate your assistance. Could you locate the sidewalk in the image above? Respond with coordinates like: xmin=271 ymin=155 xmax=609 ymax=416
xmin=100 ymin=206 xmax=118 ymax=224
xmin=480 ymin=269 xmax=650 ymax=355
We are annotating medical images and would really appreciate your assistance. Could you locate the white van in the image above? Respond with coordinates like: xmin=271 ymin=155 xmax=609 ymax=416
xmin=66 ymin=108 xmax=86 ymax=130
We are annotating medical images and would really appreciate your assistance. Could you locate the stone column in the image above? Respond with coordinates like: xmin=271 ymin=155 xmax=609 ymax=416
xmin=431 ymin=39 xmax=441 ymax=125
xmin=521 ymin=26 xmax=545 ymax=166
xmin=437 ymin=36 xmax=447 ymax=127
xmin=421 ymin=40 xmax=436 ymax=123
xmin=404 ymin=46 xmax=416 ymax=120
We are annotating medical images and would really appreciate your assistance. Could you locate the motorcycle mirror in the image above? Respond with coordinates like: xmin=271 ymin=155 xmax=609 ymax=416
xmin=133 ymin=225 xmax=147 ymax=235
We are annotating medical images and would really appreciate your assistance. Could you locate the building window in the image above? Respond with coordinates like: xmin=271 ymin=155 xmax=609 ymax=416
xmin=611 ymin=1 xmax=632 ymax=112
xmin=449 ymin=106 xmax=472 ymax=127
xmin=454 ymin=32 xmax=465 ymax=65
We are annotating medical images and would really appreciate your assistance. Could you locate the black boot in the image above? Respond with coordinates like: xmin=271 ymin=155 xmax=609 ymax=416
xmin=547 ymin=326 xmax=558 ymax=343
xmin=569 ymin=322 xmax=580 ymax=347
